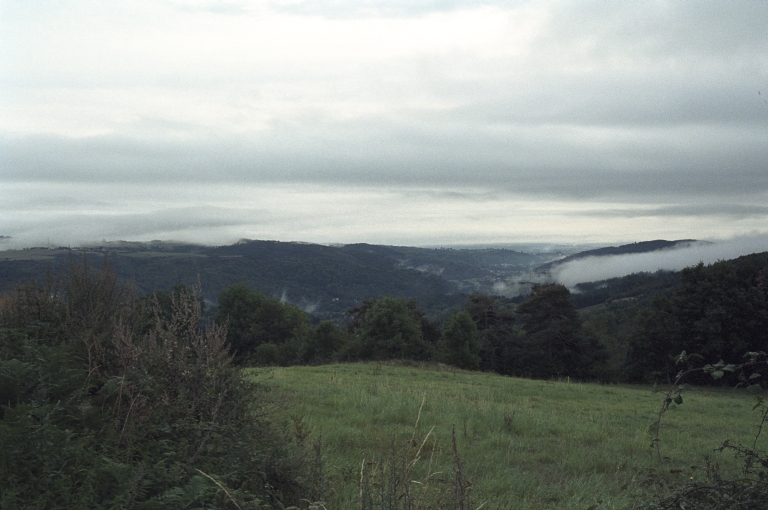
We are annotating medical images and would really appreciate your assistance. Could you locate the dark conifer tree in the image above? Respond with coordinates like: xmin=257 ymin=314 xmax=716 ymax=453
xmin=515 ymin=284 xmax=607 ymax=379
xmin=441 ymin=310 xmax=481 ymax=370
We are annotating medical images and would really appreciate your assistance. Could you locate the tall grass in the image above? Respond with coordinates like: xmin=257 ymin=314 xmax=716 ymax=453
xmin=256 ymin=362 xmax=762 ymax=509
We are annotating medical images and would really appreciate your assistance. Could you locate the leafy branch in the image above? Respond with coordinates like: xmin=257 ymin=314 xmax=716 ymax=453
xmin=650 ymin=351 xmax=768 ymax=466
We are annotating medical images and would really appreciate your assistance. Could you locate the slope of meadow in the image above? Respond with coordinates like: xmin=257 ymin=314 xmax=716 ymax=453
xmin=259 ymin=363 xmax=762 ymax=509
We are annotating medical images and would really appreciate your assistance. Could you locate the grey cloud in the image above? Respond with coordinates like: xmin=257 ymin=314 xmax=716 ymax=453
xmin=455 ymin=80 xmax=768 ymax=129
xmin=4 ymin=117 xmax=768 ymax=203
xmin=167 ymin=1 xmax=249 ymax=15
xmin=582 ymin=204 xmax=768 ymax=220
xmin=2 ymin=194 xmax=113 ymax=211
xmin=268 ymin=0 xmax=768 ymax=33
xmin=267 ymin=0 xmax=488 ymax=18
xmin=399 ymin=189 xmax=501 ymax=202
xmin=547 ymin=1 xmax=767 ymax=58
xmin=101 ymin=206 xmax=264 ymax=233
xmin=3 ymin=204 xmax=272 ymax=248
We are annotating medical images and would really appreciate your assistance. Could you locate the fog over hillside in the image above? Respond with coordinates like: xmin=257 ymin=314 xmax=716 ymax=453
xmin=553 ymin=234 xmax=768 ymax=288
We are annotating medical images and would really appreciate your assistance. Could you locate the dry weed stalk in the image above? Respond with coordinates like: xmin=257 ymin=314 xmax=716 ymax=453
xmin=358 ymin=395 xmax=475 ymax=510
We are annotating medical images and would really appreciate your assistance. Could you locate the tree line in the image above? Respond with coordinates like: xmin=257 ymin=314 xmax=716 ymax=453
xmin=624 ymin=254 xmax=768 ymax=384
xmin=214 ymin=252 xmax=768 ymax=385
xmin=214 ymin=282 xmax=611 ymax=381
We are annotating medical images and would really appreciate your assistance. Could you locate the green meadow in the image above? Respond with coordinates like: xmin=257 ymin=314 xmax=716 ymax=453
xmin=258 ymin=362 xmax=763 ymax=509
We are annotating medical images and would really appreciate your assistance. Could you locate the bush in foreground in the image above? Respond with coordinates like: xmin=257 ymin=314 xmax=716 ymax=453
xmin=0 ymin=260 xmax=310 ymax=508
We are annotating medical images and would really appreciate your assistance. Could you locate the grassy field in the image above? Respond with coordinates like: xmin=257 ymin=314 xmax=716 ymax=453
xmin=255 ymin=362 xmax=764 ymax=509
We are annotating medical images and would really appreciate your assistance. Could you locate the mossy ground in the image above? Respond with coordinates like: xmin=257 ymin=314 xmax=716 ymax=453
xmin=255 ymin=362 xmax=763 ymax=509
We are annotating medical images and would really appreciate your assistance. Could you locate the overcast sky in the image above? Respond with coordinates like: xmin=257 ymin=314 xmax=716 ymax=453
xmin=2 ymin=0 xmax=768 ymax=250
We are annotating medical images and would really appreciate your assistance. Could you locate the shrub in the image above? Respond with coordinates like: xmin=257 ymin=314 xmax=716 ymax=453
xmin=352 ymin=296 xmax=430 ymax=361
xmin=0 ymin=258 xmax=311 ymax=508
xmin=439 ymin=310 xmax=480 ymax=370
xmin=215 ymin=283 xmax=310 ymax=364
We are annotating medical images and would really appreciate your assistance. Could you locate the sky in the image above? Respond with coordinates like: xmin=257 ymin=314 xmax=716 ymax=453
xmin=2 ymin=0 xmax=768 ymax=252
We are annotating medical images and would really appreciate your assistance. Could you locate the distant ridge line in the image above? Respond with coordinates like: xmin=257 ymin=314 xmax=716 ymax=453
xmin=535 ymin=239 xmax=704 ymax=273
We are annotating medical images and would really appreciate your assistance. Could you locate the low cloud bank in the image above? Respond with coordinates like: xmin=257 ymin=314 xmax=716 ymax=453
xmin=553 ymin=234 xmax=768 ymax=288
